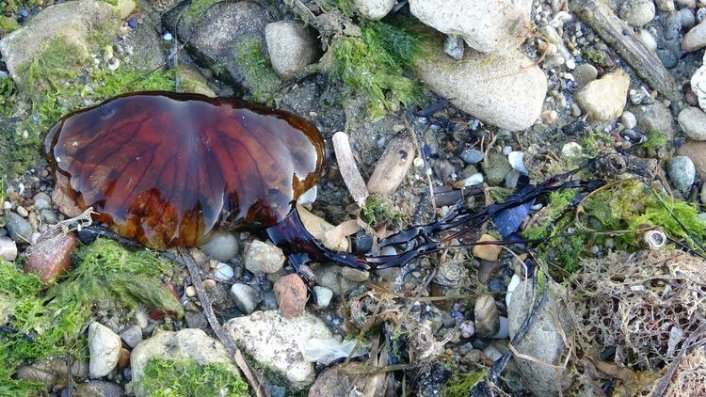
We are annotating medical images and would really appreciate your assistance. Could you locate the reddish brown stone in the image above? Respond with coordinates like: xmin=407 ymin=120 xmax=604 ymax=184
xmin=23 ymin=232 xmax=78 ymax=284
xmin=273 ymin=274 xmax=307 ymax=318
xmin=117 ymin=348 xmax=130 ymax=369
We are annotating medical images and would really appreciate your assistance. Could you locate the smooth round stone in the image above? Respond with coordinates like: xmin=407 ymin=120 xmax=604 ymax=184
xmin=4 ymin=211 xmax=33 ymax=243
xmin=230 ymin=283 xmax=259 ymax=314
xmin=33 ymin=192 xmax=52 ymax=210
xmin=573 ymin=63 xmax=598 ymax=89
xmin=668 ymin=155 xmax=696 ymax=193
xmin=620 ymin=0 xmax=655 ymax=27
xmin=460 ymin=148 xmax=484 ymax=164
xmin=199 ymin=231 xmax=239 ymax=262
xmin=213 ymin=262 xmax=234 ymax=282
xmin=678 ymin=107 xmax=706 ymax=141
xmin=621 ymin=111 xmax=637 ymax=129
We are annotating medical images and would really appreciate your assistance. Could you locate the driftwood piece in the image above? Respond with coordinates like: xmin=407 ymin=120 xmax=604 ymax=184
xmin=570 ymin=0 xmax=681 ymax=101
xmin=332 ymin=131 xmax=369 ymax=207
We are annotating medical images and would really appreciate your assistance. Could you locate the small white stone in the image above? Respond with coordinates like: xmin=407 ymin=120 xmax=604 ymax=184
xmin=678 ymin=107 xmax=706 ymax=141
xmin=213 ymin=262 xmax=234 ymax=282
xmin=16 ymin=206 xmax=28 ymax=217
xmin=621 ymin=111 xmax=638 ymax=129
xmin=463 ymin=173 xmax=484 ymax=187
xmin=0 ymin=236 xmax=18 ymax=261
xmin=508 ymin=151 xmax=528 ymax=175
xmin=162 ymin=32 xmax=173 ymax=41
xmin=576 ymin=69 xmax=630 ymax=121
xmin=185 ymin=285 xmax=196 ymax=297
xmin=637 ymin=29 xmax=657 ymax=52
xmin=230 ymin=283 xmax=259 ymax=314
xmin=88 ymin=322 xmax=122 ymax=378
xmin=313 ymin=286 xmax=334 ymax=309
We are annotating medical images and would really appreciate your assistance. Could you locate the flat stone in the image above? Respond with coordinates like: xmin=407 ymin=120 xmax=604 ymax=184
xmin=367 ymin=132 xmax=416 ymax=194
xmin=683 ymin=18 xmax=706 ymax=52
xmin=472 ymin=234 xmax=501 ymax=261
xmin=88 ymin=322 xmax=122 ymax=378
xmin=415 ymin=45 xmax=547 ymax=131
xmin=576 ymin=69 xmax=630 ymax=121
xmin=4 ymin=211 xmax=33 ymax=243
xmin=119 ymin=325 xmax=143 ymax=350
xmin=265 ymin=21 xmax=319 ymax=79
xmin=273 ymin=274 xmax=308 ymax=318
xmin=409 ymin=0 xmax=532 ymax=53
xmin=224 ymin=310 xmax=335 ymax=390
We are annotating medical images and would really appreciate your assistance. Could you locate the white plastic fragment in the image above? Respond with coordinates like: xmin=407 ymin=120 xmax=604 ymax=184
xmin=506 ymin=274 xmax=522 ymax=308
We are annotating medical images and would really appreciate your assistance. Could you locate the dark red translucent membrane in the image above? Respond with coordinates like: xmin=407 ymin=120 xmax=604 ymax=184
xmin=45 ymin=91 xmax=324 ymax=250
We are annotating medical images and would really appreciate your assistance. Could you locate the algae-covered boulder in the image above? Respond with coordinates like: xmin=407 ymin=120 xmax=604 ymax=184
xmin=0 ymin=0 xmax=126 ymax=89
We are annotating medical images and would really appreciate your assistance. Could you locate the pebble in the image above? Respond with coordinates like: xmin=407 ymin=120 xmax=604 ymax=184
xmin=462 ymin=173 xmax=484 ymax=187
xmin=474 ymin=294 xmax=500 ymax=337
xmin=493 ymin=316 xmax=509 ymax=339
xmin=637 ymin=29 xmax=658 ymax=51
xmin=243 ymin=240 xmax=286 ymax=274
xmin=367 ymin=132 xmax=416 ymax=195
xmin=472 ymin=234 xmax=501 ymax=261
xmin=265 ymin=21 xmax=319 ymax=80
xmin=621 ymin=111 xmax=637 ymax=130
xmin=573 ymin=63 xmax=598 ymax=89
xmin=0 ymin=235 xmax=17 ymax=261
xmin=576 ymin=69 xmax=630 ymax=121
xmin=4 ymin=211 xmax=33 ymax=243
xmin=297 ymin=205 xmax=349 ymax=252
xmin=119 ymin=325 xmax=143 ymax=349
xmin=561 ymin=142 xmax=583 ymax=157
xmin=684 ymin=18 xmax=706 ymax=51
xmin=690 ymin=66 xmax=706 ymax=112
xmin=297 ymin=186 xmax=317 ymax=205
xmin=162 ymin=32 xmax=173 ymax=41
xmin=39 ymin=209 xmax=59 ymax=224
xmin=16 ymin=205 xmax=29 ymax=217
xmin=483 ymin=151 xmax=512 ymax=186
xmin=273 ymin=274 xmax=308 ymax=318
xmin=668 ymin=155 xmax=696 ymax=193
xmin=505 ymin=274 xmax=522 ymax=307
xmin=460 ymin=148 xmax=484 ymax=164
xmin=230 ymin=283 xmax=259 ymax=314
xmin=444 ymin=35 xmax=465 ymax=60
xmin=340 ymin=267 xmax=370 ymax=282
xmin=507 ymin=151 xmax=528 ymax=175
xmin=351 ymin=0 xmax=396 ymax=20
xmin=212 ymin=262 xmax=234 ymax=282
xmin=678 ymin=8 xmax=696 ymax=30
xmin=504 ymin=169 xmax=522 ymax=189
xmin=620 ymin=0 xmax=656 ymax=27
xmin=679 ymin=106 xmax=706 ymax=141
xmin=127 ymin=17 xmax=139 ymax=29
xmin=88 ymin=322 xmax=122 ymax=378
xmin=24 ymin=232 xmax=78 ymax=284
xmin=435 ymin=259 xmax=468 ymax=287
xmin=313 ymin=286 xmax=333 ymax=309
xmin=199 ymin=231 xmax=239 ymax=261
xmin=632 ymin=101 xmax=675 ymax=140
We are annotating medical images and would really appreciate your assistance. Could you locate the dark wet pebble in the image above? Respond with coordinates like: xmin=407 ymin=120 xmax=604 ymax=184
xmin=128 ymin=17 xmax=139 ymax=29
xmin=351 ymin=231 xmax=373 ymax=254
xmin=487 ymin=278 xmax=506 ymax=294
xmin=4 ymin=212 xmax=33 ymax=243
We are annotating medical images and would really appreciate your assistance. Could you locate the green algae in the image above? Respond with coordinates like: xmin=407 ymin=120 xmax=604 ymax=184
xmin=137 ymin=358 xmax=248 ymax=397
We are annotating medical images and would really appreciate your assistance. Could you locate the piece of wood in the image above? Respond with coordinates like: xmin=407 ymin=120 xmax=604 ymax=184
xmin=332 ymin=131 xmax=369 ymax=207
xmin=570 ymin=0 xmax=681 ymax=101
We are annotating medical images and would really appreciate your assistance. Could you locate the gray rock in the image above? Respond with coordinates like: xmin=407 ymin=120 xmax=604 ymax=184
xmin=573 ymin=63 xmax=598 ymax=89
xmin=340 ymin=267 xmax=370 ymax=282
xmin=576 ymin=69 xmax=630 ymax=121
xmin=482 ymin=151 xmax=512 ymax=186
xmin=460 ymin=148 xmax=484 ymax=164
xmin=0 ymin=0 xmax=119 ymax=86
xmin=88 ymin=322 xmax=122 ymax=378
xmin=4 ymin=211 xmax=33 ymax=243
xmin=683 ymin=18 xmax=706 ymax=52
xmin=224 ymin=310 xmax=335 ymax=390
xmin=130 ymin=329 xmax=240 ymax=397
xmin=409 ymin=0 xmax=532 ymax=53
xmin=0 ymin=236 xmax=18 ymax=261
xmin=39 ymin=209 xmax=59 ymax=225
xmin=668 ymin=155 xmax=696 ymax=193
xmin=230 ymin=283 xmax=260 ymax=314
xmin=212 ymin=262 xmax=234 ymax=282
xmin=678 ymin=107 xmax=706 ymax=141
xmin=620 ymin=0 xmax=656 ymax=27
xmin=631 ymin=101 xmax=675 ymax=140
xmin=32 ymin=192 xmax=52 ymax=211
xmin=621 ymin=111 xmax=638 ymax=130
xmin=119 ymin=325 xmax=143 ymax=350
xmin=265 ymin=21 xmax=319 ymax=80
xmin=199 ymin=231 xmax=239 ymax=262
xmin=165 ymin=1 xmax=274 ymax=94
xmin=351 ymin=0 xmax=396 ymax=20
xmin=435 ymin=259 xmax=468 ymax=287
xmin=443 ymin=35 xmax=465 ymax=60
xmin=243 ymin=240 xmax=286 ymax=274
xmin=508 ymin=281 xmax=573 ymax=395
xmin=416 ymin=45 xmax=547 ymax=131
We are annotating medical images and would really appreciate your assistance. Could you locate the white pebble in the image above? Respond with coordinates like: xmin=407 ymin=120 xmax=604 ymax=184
xmin=0 ymin=236 xmax=18 ymax=261
xmin=213 ymin=262 xmax=234 ymax=281
xmin=313 ymin=286 xmax=333 ymax=309
xmin=505 ymin=274 xmax=522 ymax=308
xmin=561 ymin=142 xmax=583 ymax=157
xmin=16 ymin=206 xmax=28 ymax=217
xmin=463 ymin=173 xmax=484 ymax=187
xmin=413 ymin=157 xmax=425 ymax=169
xmin=162 ymin=32 xmax=173 ymax=41
xmin=508 ymin=151 xmax=528 ymax=175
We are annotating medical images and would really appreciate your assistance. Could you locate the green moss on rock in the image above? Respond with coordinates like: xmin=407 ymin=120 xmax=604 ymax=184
xmin=138 ymin=358 xmax=249 ymax=397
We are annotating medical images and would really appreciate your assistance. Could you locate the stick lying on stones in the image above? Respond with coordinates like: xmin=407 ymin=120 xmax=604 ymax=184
xmin=570 ymin=0 xmax=681 ymax=101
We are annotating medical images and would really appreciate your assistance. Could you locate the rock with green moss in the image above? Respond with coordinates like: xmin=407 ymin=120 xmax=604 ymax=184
xmin=123 ymin=18 xmax=167 ymax=72
xmin=136 ymin=358 xmax=248 ymax=397
xmin=0 ymin=0 xmax=122 ymax=89
xmin=130 ymin=328 xmax=242 ymax=397
xmin=482 ymin=151 xmax=512 ymax=186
